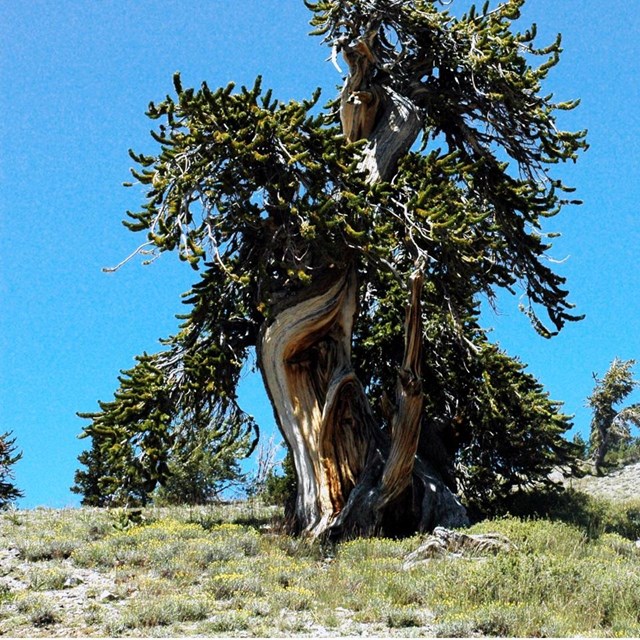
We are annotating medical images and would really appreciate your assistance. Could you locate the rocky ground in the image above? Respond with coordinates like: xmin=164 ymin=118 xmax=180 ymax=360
xmin=1 ymin=467 xmax=638 ymax=637
xmin=0 ymin=547 xmax=122 ymax=637
xmin=567 ymin=461 xmax=640 ymax=501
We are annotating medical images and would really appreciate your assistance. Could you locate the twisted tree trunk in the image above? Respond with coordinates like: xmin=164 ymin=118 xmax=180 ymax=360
xmin=257 ymin=36 xmax=468 ymax=538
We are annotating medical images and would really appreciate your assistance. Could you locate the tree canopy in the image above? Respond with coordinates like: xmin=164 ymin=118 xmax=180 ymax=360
xmin=77 ymin=0 xmax=585 ymax=535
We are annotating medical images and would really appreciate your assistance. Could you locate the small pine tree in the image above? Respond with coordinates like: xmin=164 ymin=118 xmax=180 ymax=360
xmin=73 ymin=423 xmax=250 ymax=507
xmin=0 ymin=431 xmax=23 ymax=509
xmin=71 ymin=432 xmax=154 ymax=507
xmin=261 ymin=451 xmax=297 ymax=509
xmin=74 ymin=354 xmax=255 ymax=506
xmin=71 ymin=433 xmax=149 ymax=507
xmin=572 ymin=432 xmax=588 ymax=460
xmin=588 ymin=358 xmax=640 ymax=473
xmin=71 ymin=438 xmax=108 ymax=507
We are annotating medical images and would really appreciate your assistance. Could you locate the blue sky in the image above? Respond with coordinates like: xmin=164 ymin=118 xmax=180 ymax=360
xmin=1 ymin=1 xmax=639 ymax=509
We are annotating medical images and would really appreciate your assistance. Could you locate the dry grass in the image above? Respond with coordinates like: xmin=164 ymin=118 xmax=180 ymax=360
xmin=0 ymin=491 xmax=639 ymax=637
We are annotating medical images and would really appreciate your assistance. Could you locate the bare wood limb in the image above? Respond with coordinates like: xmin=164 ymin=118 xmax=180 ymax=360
xmin=258 ymin=270 xmax=362 ymax=534
xmin=358 ymin=86 xmax=422 ymax=184
xmin=338 ymin=35 xmax=422 ymax=183
xmin=379 ymin=269 xmax=425 ymax=506
xmin=102 ymin=241 xmax=156 ymax=273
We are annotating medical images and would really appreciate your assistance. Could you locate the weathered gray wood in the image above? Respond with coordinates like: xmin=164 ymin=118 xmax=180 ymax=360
xmin=379 ymin=270 xmax=424 ymax=507
xmin=403 ymin=527 xmax=515 ymax=568
xmin=257 ymin=30 xmax=469 ymax=539
xmin=358 ymin=86 xmax=422 ymax=184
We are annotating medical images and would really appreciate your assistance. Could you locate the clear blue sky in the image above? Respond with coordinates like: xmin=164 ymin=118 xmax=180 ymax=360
xmin=2 ymin=1 xmax=639 ymax=509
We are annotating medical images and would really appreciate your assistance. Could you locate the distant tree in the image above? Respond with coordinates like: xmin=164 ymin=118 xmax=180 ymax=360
xmin=246 ymin=436 xmax=281 ymax=499
xmin=572 ymin=432 xmax=588 ymax=460
xmin=75 ymin=354 xmax=256 ymax=506
xmin=588 ymin=358 xmax=640 ymax=474
xmin=263 ymin=453 xmax=298 ymax=507
xmin=247 ymin=438 xmax=298 ymax=510
xmin=71 ymin=437 xmax=115 ymax=507
xmin=83 ymin=0 xmax=586 ymax=537
xmin=0 ymin=431 xmax=23 ymax=509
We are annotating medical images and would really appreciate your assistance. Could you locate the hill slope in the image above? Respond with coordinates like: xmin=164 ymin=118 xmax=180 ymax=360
xmin=1 ymin=486 xmax=639 ymax=637
xmin=569 ymin=462 xmax=640 ymax=502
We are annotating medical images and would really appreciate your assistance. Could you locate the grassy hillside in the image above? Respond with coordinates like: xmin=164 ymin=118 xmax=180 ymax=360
xmin=1 ymin=489 xmax=639 ymax=637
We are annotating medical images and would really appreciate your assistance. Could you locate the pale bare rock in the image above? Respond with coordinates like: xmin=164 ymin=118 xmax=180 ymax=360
xmin=403 ymin=526 xmax=515 ymax=569
xmin=569 ymin=461 xmax=640 ymax=501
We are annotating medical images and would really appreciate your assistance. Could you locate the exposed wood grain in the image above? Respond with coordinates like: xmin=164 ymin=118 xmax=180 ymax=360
xmin=380 ymin=269 xmax=424 ymax=507
xmin=259 ymin=271 xmax=365 ymax=533
xmin=256 ymin=29 xmax=469 ymax=538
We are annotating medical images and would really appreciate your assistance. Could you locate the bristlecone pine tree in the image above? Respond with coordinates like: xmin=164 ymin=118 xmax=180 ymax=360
xmin=79 ymin=0 xmax=586 ymax=538
xmin=588 ymin=358 xmax=640 ymax=474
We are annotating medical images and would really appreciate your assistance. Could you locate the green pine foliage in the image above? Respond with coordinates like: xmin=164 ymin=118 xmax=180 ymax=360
xmin=78 ymin=0 xmax=586 ymax=514
xmin=307 ymin=0 xmax=586 ymax=334
xmin=454 ymin=343 xmax=578 ymax=514
xmin=0 ymin=431 xmax=23 ymax=509
xmin=153 ymin=425 xmax=249 ymax=506
xmin=75 ymin=353 xmax=257 ymax=506
xmin=71 ymin=437 xmax=117 ymax=507
xmin=260 ymin=452 xmax=298 ymax=511
xmin=352 ymin=284 xmax=579 ymax=512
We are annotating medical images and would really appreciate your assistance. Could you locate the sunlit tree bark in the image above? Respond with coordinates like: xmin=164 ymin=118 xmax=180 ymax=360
xmin=78 ymin=0 xmax=586 ymax=537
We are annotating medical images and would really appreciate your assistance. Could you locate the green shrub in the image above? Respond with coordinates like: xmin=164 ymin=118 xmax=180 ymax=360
xmin=26 ymin=564 xmax=72 ymax=591
xmin=261 ymin=452 xmax=297 ymax=508
xmin=275 ymin=586 xmax=314 ymax=611
xmin=502 ymin=487 xmax=640 ymax=539
xmin=71 ymin=537 xmax=148 ymax=568
xmin=15 ymin=594 xmax=60 ymax=627
xmin=121 ymin=594 xmax=210 ymax=628
xmin=0 ymin=582 xmax=11 ymax=604
xmin=604 ymin=437 xmax=640 ymax=467
xmin=203 ymin=610 xmax=251 ymax=634
xmin=206 ymin=572 xmax=264 ymax=599
xmin=16 ymin=537 xmax=78 ymax=562
xmin=386 ymin=605 xmax=426 ymax=628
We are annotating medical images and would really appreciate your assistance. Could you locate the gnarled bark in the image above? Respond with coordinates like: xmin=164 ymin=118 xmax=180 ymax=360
xmin=257 ymin=30 xmax=468 ymax=539
xmin=379 ymin=270 xmax=425 ymax=508
xmin=258 ymin=270 xmax=376 ymax=535
xmin=257 ymin=265 xmax=467 ymax=538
